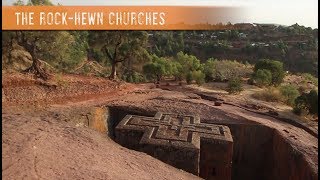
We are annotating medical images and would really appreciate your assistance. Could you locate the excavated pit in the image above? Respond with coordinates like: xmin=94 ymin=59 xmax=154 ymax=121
xmin=95 ymin=106 xmax=316 ymax=180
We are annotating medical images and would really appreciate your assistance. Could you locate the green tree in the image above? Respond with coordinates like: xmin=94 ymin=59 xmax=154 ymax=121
xmin=176 ymin=51 xmax=201 ymax=71
xmin=170 ymin=61 xmax=183 ymax=81
xmin=13 ymin=0 xmax=53 ymax=5
xmin=143 ymin=63 xmax=164 ymax=83
xmin=186 ymin=72 xmax=193 ymax=84
xmin=11 ymin=0 xmax=86 ymax=76
xmin=89 ymin=31 xmax=149 ymax=79
xmin=175 ymin=51 xmax=202 ymax=81
xmin=203 ymin=58 xmax=217 ymax=82
xmin=192 ymin=70 xmax=205 ymax=86
xmin=276 ymin=40 xmax=288 ymax=57
xmin=13 ymin=0 xmax=24 ymax=5
xmin=27 ymin=0 xmax=53 ymax=5
xmin=150 ymin=31 xmax=184 ymax=57
xmin=143 ymin=55 xmax=171 ymax=83
xmin=59 ymin=31 xmax=89 ymax=71
xmin=253 ymin=69 xmax=272 ymax=87
xmin=2 ymin=31 xmax=15 ymax=65
xmin=15 ymin=31 xmax=75 ymax=80
xmin=254 ymin=59 xmax=285 ymax=85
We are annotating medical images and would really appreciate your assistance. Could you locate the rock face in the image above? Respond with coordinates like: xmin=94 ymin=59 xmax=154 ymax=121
xmin=115 ymin=112 xmax=233 ymax=180
xmin=226 ymin=124 xmax=275 ymax=180
xmin=271 ymin=131 xmax=318 ymax=180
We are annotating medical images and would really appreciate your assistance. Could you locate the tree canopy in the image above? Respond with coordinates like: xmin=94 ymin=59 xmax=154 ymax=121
xmin=89 ymin=31 xmax=149 ymax=79
xmin=254 ymin=59 xmax=285 ymax=86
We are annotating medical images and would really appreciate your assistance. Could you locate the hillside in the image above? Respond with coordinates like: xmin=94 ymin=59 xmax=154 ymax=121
xmin=147 ymin=24 xmax=318 ymax=76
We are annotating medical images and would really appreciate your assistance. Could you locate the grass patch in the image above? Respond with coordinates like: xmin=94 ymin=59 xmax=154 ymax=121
xmin=252 ymin=87 xmax=283 ymax=102
xmin=227 ymin=78 xmax=243 ymax=94
xmin=54 ymin=73 xmax=69 ymax=87
xmin=302 ymin=73 xmax=318 ymax=86
xmin=252 ymin=85 xmax=301 ymax=107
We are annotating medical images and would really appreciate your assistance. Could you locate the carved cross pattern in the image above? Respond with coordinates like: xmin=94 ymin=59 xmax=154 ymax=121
xmin=115 ymin=112 xmax=232 ymax=149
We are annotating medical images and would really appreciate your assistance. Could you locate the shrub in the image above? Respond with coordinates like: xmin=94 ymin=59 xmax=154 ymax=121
xmin=302 ymin=73 xmax=318 ymax=86
xmin=132 ymin=72 xmax=146 ymax=83
xmin=54 ymin=73 xmax=69 ymax=87
xmin=203 ymin=58 xmax=216 ymax=82
xmin=254 ymin=59 xmax=285 ymax=85
xmin=253 ymin=69 xmax=272 ymax=87
xmin=227 ymin=78 xmax=243 ymax=94
xmin=192 ymin=70 xmax=205 ymax=86
xmin=170 ymin=61 xmax=184 ymax=81
xmin=293 ymin=95 xmax=308 ymax=115
xmin=294 ymin=90 xmax=318 ymax=116
xmin=143 ymin=62 xmax=164 ymax=82
xmin=293 ymin=90 xmax=318 ymax=115
xmin=186 ymin=72 xmax=193 ymax=84
xmin=175 ymin=51 xmax=202 ymax=81
xmin=252 ymin=87 xmax=283 ymax=102
xmin=143 ymin=55 xmax=170 ymax=82
xmin=308 ymin=90 xmax=319 ymax=115
xmin=203 ymin=59 xmax=253 ymax=82
xmin=124 ymin=72 xmax=146 ymax=83
xmin=279 ymin=85 xmax=300 ymax=106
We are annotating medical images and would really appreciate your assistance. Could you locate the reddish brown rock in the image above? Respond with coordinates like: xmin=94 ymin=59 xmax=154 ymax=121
xmin=214 ymin=101 xmax=223 ymax=106
xmin=115 ymin=112 xmax=233 ymax=180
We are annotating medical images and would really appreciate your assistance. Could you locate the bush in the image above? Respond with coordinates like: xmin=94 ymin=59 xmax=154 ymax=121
xmin=308 ymin=90 xmax=318 ymax=115
xmin=293 ymin=95 xmax=308 ymax=115
xmin=302 ymin=73 xmax=318 ymax=86
xmin=123 ymin=72 xmax=146 ymax=83
xmin=143 ymin=54 xmax=171 ymax=82
xmin=203 ymin=58 xmax=216 ymax=82
xmin=252 ymin=87 xmax=283 ymax=102
xmin=294 ymin=90 xmax=318 ymax=116
xmin=279 ymin=85 xmax=300 ymax=106
xmin=54 ymin=73 xmax=69 ymax=87
xmin=192 ymin=70 xmax=205 ymax=86
xmin=175 ymin=51 xmax=202 ymax=81
xmin=186 ymin=72 xmax=193 ymax=84
xmin=204 ymin=59 xmax=253 ymax=82
xmin=227 ymin=78 xmax=243 ymax=94
xmin=254 ymin=59 xmax=285 ymax=85
xmin=143 ymin=62 xmax=164 ymax=82
xmin=170 ymin=61 xmax=183 ymax=81
xmin=253 ymin=69 xmax=272 ymax=87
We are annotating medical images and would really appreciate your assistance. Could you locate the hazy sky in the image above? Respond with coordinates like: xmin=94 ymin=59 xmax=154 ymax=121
xmin=2 ymin=0 xmax=318 ymax=28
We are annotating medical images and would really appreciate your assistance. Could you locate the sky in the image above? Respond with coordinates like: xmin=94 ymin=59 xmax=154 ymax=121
xmin=2 ymin=0 xmax=318 ymax=28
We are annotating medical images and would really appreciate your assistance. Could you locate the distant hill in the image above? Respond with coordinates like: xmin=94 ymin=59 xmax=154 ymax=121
xmin=147 ymin=23 xmax=318 ymax=76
